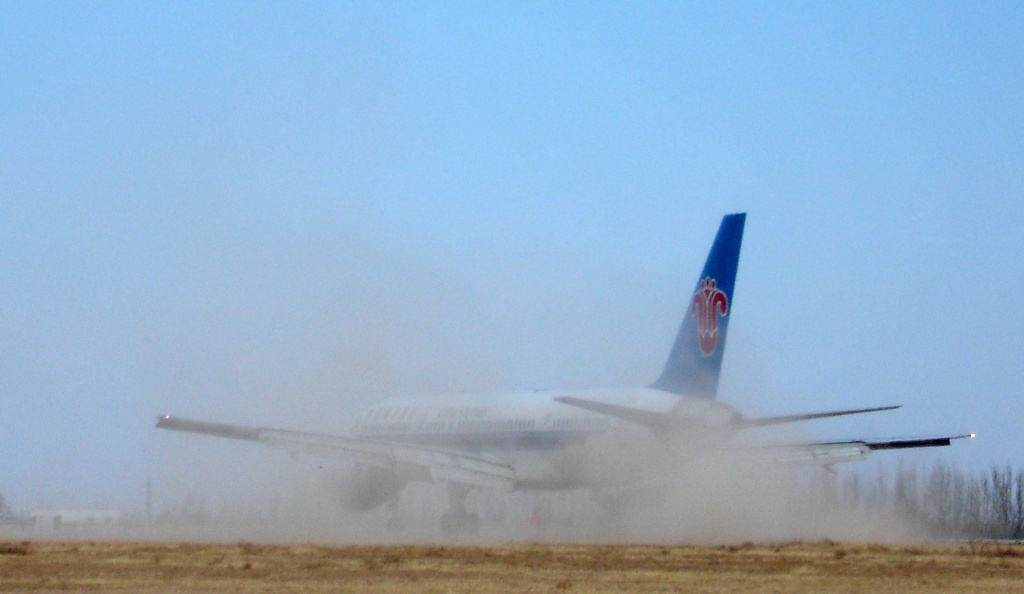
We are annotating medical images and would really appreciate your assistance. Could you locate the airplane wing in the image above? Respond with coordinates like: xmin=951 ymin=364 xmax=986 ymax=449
xmin=765 ymin=434 xmax=976 ymax=466
xmin=155 ymin=415 xmax=515 ymax=491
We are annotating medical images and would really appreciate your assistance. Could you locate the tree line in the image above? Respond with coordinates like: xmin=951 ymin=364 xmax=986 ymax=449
xmin=824 ymin=462 xmax=1024 ymax=540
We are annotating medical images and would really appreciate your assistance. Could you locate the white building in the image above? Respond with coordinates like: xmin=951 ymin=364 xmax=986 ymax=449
xmin=31 ymin=509 xmax=122 ymax=531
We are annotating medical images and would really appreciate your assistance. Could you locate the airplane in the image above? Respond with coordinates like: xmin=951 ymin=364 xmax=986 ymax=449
xmin=156 ymin=213 xmax=973 ymax=532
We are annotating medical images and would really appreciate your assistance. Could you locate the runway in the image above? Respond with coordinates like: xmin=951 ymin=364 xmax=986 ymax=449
xmin=1 ymin=540 xmax=1022 ymax=593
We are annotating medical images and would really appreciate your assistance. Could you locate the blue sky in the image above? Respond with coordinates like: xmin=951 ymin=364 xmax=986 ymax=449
xmin=1 ymin=2 xmax=1021 ymax=513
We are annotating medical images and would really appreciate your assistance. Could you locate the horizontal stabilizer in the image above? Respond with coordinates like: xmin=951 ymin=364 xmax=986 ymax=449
xmin=740 ymin=405 xmax=901 ymax=429
xmin=553 ymin=396 xmax=672 ymax=432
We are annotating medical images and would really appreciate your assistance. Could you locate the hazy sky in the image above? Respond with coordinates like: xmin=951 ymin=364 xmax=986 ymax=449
xmin=2 ymin=2 xmax=1021 ymax=513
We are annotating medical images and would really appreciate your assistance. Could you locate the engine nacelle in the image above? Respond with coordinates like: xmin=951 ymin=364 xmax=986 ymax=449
xmin=334 ymin=466 xmax=405 ymax=511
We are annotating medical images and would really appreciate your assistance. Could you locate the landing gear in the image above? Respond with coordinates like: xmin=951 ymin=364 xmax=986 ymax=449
xmin=592 ymin=488 xmax=637 ymax=539
xmin=441 ymin=483 xmax=480 ymax=536
xmin=440 ymin=510 xmax=481 ymax=534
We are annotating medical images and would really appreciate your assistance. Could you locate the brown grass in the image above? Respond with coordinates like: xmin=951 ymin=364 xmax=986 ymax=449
xmin=0 ymin=540 xmax=1022 ymax=592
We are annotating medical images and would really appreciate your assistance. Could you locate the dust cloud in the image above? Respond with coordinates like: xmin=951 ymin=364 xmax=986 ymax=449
xmin=85 ymin=237 xmax=921 ymax=546
xmin=579 ymin=444 xmax=921 ymax=544
xmin=24 ymin=445 xmax=920 ymax=545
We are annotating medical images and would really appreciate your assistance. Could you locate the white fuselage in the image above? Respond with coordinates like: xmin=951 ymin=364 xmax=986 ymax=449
xmin=350 ymin=388 xmax=741 ymax=490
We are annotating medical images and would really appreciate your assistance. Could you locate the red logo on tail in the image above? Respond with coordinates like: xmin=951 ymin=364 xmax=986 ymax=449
xmin=690 ymin=277 xmax=729 ymax=356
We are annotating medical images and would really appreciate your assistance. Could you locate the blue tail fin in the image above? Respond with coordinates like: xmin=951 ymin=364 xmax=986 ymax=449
xmin=650 ymin=213 xmax=745 ymax=399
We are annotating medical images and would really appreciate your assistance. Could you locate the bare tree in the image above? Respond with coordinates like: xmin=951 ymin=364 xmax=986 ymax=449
xmin=834 ymin=463 xmax=1024 ymax=540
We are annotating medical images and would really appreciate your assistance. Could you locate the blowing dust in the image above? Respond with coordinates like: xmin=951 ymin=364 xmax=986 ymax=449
xmin=581 ymin=444 xmax=920 ymax=544
xmin=126 ymin=447 xmax=919 ymax=545
xmin=127 ymin=238 xmax=927 ymax=546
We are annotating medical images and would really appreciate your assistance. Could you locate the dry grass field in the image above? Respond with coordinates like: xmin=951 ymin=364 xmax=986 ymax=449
xmin=1 ymin=540 xmax=1023 ymax=593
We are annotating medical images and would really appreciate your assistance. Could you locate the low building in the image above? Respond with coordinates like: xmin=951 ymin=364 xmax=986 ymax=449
xmin=31 ymin=509 xmax=122 ymax=531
